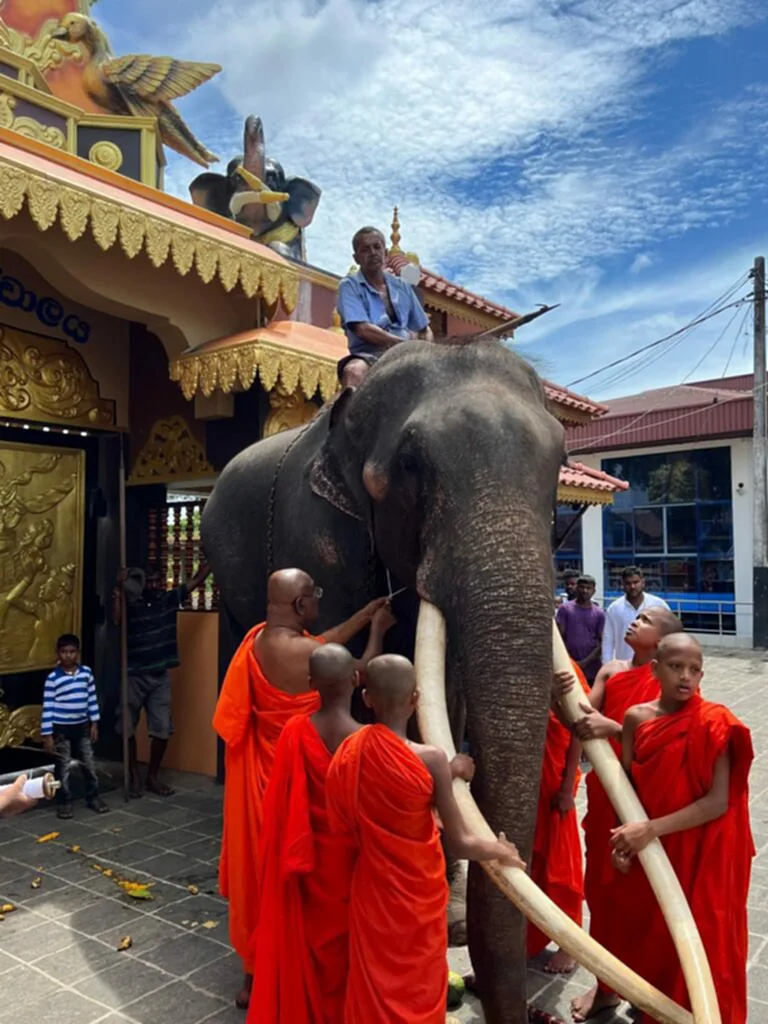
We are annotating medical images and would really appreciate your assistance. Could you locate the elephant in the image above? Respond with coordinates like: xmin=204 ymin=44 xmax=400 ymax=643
xmin=202 ymin=336 xmax=566 ymax=1023
xmin=189 ymin=115 xmax=321 ymax=261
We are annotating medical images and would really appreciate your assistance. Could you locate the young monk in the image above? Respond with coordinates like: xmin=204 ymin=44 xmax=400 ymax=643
xmin=326 ymin=653 xmax=524 ymax=1024
xmin=527 ymin=660 xmax=588 ymax=974
xmin=554 ymin=606 xmax=684 ymax=1022
xmin=610 ymin=634 xmax=754 ymax=1022
xmin=213 ymin=569 xmax=394 ymax=1008
xmin=249 ymin=644 xmax=362 ymax=1024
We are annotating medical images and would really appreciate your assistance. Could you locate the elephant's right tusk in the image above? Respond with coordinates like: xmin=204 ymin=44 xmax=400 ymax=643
xmin=552 ymin=624 xmax=721 ymax=1023
xmin=414 ymin=600 xmax=693 ymax=1024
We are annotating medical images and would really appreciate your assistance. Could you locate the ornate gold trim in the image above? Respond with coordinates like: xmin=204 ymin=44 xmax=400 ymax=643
xmin=0 ymin=154 xmax=299 ymax=310
xmin=0 ymin=704 xmax=42 ymax=748
xmin=0 ymin=19 xmax=84 ymax=78
xmin=129 ymin=415 xmax=214 ymax=485
xmin=263 ymin=384 xmax=318 ymax=438
xmin=423 ymin=295 xmax=508 ymax=329
xmin=170 ymin=338 xmax=338 ymax=404
xmin=556 ymin=484 xmax=615 ymax=506
xmin=549 ymin=404 xmax=593 ymax=427
xmin=88 ymin=140 xmax=123 ymax=172
xmin=0 ymin=93 xmax=66 ymax=149
xmin=0 ymin=325 xmax=114 ymax=428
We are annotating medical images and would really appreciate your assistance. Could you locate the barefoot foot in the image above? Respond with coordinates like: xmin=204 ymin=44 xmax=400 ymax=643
xmin=235 ymin=973 xmax=253 ymax=1009
xmin=544 ymin=947 xmax=577 ymax=974
xmin=571 ymin=985 xmax=621 ymax=1021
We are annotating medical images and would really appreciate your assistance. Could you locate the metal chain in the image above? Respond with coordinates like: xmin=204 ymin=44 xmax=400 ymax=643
xmin=266 ymin=420 xmax=317 ymax=580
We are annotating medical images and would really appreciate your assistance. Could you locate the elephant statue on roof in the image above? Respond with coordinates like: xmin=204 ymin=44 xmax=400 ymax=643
xmin=189 ymin=115 xmax=321 ymax=262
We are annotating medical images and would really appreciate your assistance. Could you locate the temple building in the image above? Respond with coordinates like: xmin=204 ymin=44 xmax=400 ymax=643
xmin=0 ymin=0 xmax=623 ymax=777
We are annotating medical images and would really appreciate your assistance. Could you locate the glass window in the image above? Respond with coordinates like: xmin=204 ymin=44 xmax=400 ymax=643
xmin=634 ymin=508 xmax=663 ymax=551
xmin=601 ymin=447 xmax=733 ymax=606
xmin=554 ymin=508 xmax=583 ymax=554
xmin=699 ymin=504 xmax=734 ymax=555
xmin=603 ymin=509 xmax=633 ymax=551
xmin=666 ymin=505 xmax=697 ymax=552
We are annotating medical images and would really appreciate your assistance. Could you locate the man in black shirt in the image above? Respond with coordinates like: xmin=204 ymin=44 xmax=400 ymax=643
xmin=113 ymin=564 xmax=211 ymax=797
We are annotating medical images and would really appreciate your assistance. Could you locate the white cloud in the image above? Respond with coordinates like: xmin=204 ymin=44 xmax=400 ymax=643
xmin=100 ymin=0 xmax=768 ymax=393
xmin=630 ymin=253 xmax=655 ymax=275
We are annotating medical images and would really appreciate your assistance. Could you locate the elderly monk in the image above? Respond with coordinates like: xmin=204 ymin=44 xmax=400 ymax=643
xmin=214 ymin=569 xmax=395 ymax=1008
xmin=326 ymin=654 xmax=523 ymax=1024
xmin=527 ymin=661 xmax=588 ymax=974
xmin=554 ymin=606 xmax=683 ymax=1022
xmin=250 ymin=644 xmax=362 ymax=1024
xmin=611 ymin=635 xmax=754 ymax=1023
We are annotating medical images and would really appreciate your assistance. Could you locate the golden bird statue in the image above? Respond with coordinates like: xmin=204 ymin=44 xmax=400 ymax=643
xmin=51 ymin=13 xmax=221 ymax=168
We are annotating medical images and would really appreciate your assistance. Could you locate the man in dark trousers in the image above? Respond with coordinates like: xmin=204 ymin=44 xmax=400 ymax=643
xmin=113 ymin=564 xmax=211 ymax=797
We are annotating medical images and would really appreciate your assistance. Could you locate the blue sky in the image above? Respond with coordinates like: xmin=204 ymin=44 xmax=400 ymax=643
xmin=94 ymin=0 xmax=768 ymax=400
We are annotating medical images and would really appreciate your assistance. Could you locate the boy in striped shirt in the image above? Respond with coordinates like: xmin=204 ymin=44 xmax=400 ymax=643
xmin=41 ymin=634 xmax=108 ymax=819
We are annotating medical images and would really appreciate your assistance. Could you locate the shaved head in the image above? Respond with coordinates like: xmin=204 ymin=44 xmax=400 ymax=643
xmin=656 ymin=633 xmax=702 ymax=661
xmin=646 ymin=607 xmax=684 ymax=638
xmin=310 ymin=644 xmax=356 ymax=683
xmin=365 ymin=654 xmax=417 ymax=713
xmin=267 ymin=568 xmax=314 ymax=604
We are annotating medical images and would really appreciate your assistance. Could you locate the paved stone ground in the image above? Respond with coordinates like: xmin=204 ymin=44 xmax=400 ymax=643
xmin=0 ymin=647 xmax=766 ymax=1023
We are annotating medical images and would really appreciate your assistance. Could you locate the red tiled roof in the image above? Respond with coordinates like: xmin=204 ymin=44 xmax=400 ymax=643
xmin=386 ymin=252 xmax=518 ymax=323
xmin=544 ymin=383 xmax=607 ymax=419
xmin=567 ymin=374 xmax=757 ymax=452
xmin=560 ymin=461 xmax=629 ymax=493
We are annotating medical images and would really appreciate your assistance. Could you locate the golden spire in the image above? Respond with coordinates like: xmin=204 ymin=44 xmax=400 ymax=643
xmin=330 ymin=308 xmax=345 ymax=334
xmin=390 ymin=206 xmax=402 ymax=253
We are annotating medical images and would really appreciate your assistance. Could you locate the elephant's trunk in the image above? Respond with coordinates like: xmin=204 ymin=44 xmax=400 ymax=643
xmin=416 ymin=603 xmax=694 ymax=1024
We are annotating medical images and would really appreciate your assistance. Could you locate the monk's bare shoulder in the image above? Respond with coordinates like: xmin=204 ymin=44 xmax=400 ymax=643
xmin=624 ymin=701 xmax=659 ymax=726
xmin=601 ymin=658 xmax=632 ymax=684
xmin=410 ymin=742 xmax=449 ymax=780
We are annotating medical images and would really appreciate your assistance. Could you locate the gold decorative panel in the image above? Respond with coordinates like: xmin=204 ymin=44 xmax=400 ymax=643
xmin=0 ymin=700 xmax=42 ymax=747
xmin=0 ymin=156 xmax=299 ymax=309
xmin=0 ymin=325 xmax=114 ymax=428
xmin=0 ymin=93 xmax=66 ymax=148
xmin=0 ymin=440 xmax=84 ymax=674
xmin=263 ymin=384 xmax=318 ymax=438
xmin=129 ymin=415 xmax=214 ymax=485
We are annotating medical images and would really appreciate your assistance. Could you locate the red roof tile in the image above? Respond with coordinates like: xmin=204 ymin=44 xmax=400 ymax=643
xmin=386 ymin=252 xmax=518 ymax=322
xmin=560 ymin=461 xmax=629 ymax=493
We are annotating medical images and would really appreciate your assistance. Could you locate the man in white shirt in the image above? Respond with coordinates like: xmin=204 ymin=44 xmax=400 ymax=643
xmin=601 ymin=565 xmax=670 ymax=663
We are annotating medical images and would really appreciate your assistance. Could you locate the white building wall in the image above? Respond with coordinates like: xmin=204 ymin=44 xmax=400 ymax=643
xmin=575 ymin=438 xmax=753 ymax=647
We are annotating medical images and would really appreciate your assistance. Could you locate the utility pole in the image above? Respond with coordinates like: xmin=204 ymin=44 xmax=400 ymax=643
xmin=753 ymin=256 xmax=768 ymax=647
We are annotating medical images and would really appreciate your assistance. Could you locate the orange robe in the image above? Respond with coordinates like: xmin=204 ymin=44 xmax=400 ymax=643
xmin=249 ymin=714 xmax=357 ymax=1024
xmin=616 ymin=697 xmax=754 ymax=1023
xmin=527 ymin=662 xmax=588 ymax=957
xmin=582 ymin=662 xmax=658 ymax=954
xmin=213 ymin=623 xmax=321 ymax=972
xmin=326 ymin=725 xmax=449 ymax=1024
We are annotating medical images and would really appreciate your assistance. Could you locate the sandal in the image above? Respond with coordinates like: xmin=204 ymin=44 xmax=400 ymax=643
xmin=87 ymin=798 xmax=110 ymax=814
xmin=57 ymin=803 xmax=73 ymax=819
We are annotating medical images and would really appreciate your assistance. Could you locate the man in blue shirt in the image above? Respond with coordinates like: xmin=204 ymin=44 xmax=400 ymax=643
xmin=337 ymin=226 xmax=433 ymax=386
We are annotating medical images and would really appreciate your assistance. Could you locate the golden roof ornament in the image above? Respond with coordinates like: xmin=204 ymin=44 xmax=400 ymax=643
xmin=390 ymin=206 xmax=402 ymax=253
xmin=50 ymin=12 xmax=221 ymax=167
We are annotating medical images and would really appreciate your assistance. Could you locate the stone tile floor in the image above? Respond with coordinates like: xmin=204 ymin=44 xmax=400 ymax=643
xmin=0 ymin=646 xmax=766 ymax=1023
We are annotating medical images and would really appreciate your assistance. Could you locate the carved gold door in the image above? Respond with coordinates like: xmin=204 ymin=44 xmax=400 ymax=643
xmin=0 ymin=439 xmax=84 ymax=673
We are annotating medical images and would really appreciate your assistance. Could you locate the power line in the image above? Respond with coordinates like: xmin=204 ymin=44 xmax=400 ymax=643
xmin=572 ymin=300 xmax=751 ymax=451
xmin=566 ymin=273 xmax=751 ymax=390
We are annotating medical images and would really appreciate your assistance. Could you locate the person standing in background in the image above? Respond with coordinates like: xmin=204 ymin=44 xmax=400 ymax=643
xmin=602 ymin=566 xmax=669 ymax=664
xmin=556 ymin=575 xmax=605 ymax=684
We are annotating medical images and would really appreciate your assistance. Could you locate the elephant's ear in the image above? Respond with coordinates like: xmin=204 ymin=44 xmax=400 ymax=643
xmin=309 ymin=389 xmax=368 ymax=522
xmin=285 ymin=177 xmax=321 ymax=228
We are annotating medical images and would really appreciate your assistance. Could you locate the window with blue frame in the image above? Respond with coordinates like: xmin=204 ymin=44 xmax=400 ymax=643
xmin=601 ymin=448 xmax=734 ymax=631
xmin=553 ymin=506 xmax=583 ymax=590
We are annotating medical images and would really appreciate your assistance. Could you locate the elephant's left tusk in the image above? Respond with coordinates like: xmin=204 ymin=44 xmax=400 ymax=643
xmin=414 ymin=600 xmax=693 ymax=1024
xmin=552 ymin=624 xmax=720 ymax=1023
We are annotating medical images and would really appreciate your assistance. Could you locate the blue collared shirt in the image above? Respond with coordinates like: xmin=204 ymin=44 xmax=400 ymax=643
xmin=338 ymin=271 xmax=429 ymax=356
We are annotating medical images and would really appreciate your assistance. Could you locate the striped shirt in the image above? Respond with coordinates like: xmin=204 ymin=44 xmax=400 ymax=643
xmin=41 ymin=665 xmax=100 ymax=735
xmin=127 ymin=585 xmax=188 ymax=675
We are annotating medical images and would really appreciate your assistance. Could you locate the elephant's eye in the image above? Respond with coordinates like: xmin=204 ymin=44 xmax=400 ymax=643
xmin=397 ymin=449 xmax=420 ymax=475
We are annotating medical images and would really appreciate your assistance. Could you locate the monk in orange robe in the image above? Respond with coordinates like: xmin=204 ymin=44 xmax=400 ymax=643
xmin=611 ymin=634 xmax=754 ymax=1023
xmin=249 ymin=643 xmax=363 ymax=1024
xmin=326 ymin=653 xmax=524 ymax=1024
xmin=557 ymin=606 xmax=684 ymax=1022
xmin=527 ymin=661 xmax=588 ymax=973
xmin=213 ymin=568 xmax=394 ymax=1008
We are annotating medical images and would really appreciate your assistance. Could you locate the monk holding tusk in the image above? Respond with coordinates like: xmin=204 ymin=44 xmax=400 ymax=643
xmin=553 ymin=606 xmax=684 ymax=1021
xmin=326 ymin=653 xmax=524 ymax=1024
xmin=214 ymin=569 xmax=395 ymax=1009
xmin=610 ymin=634 xmax=753 ymax=1022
